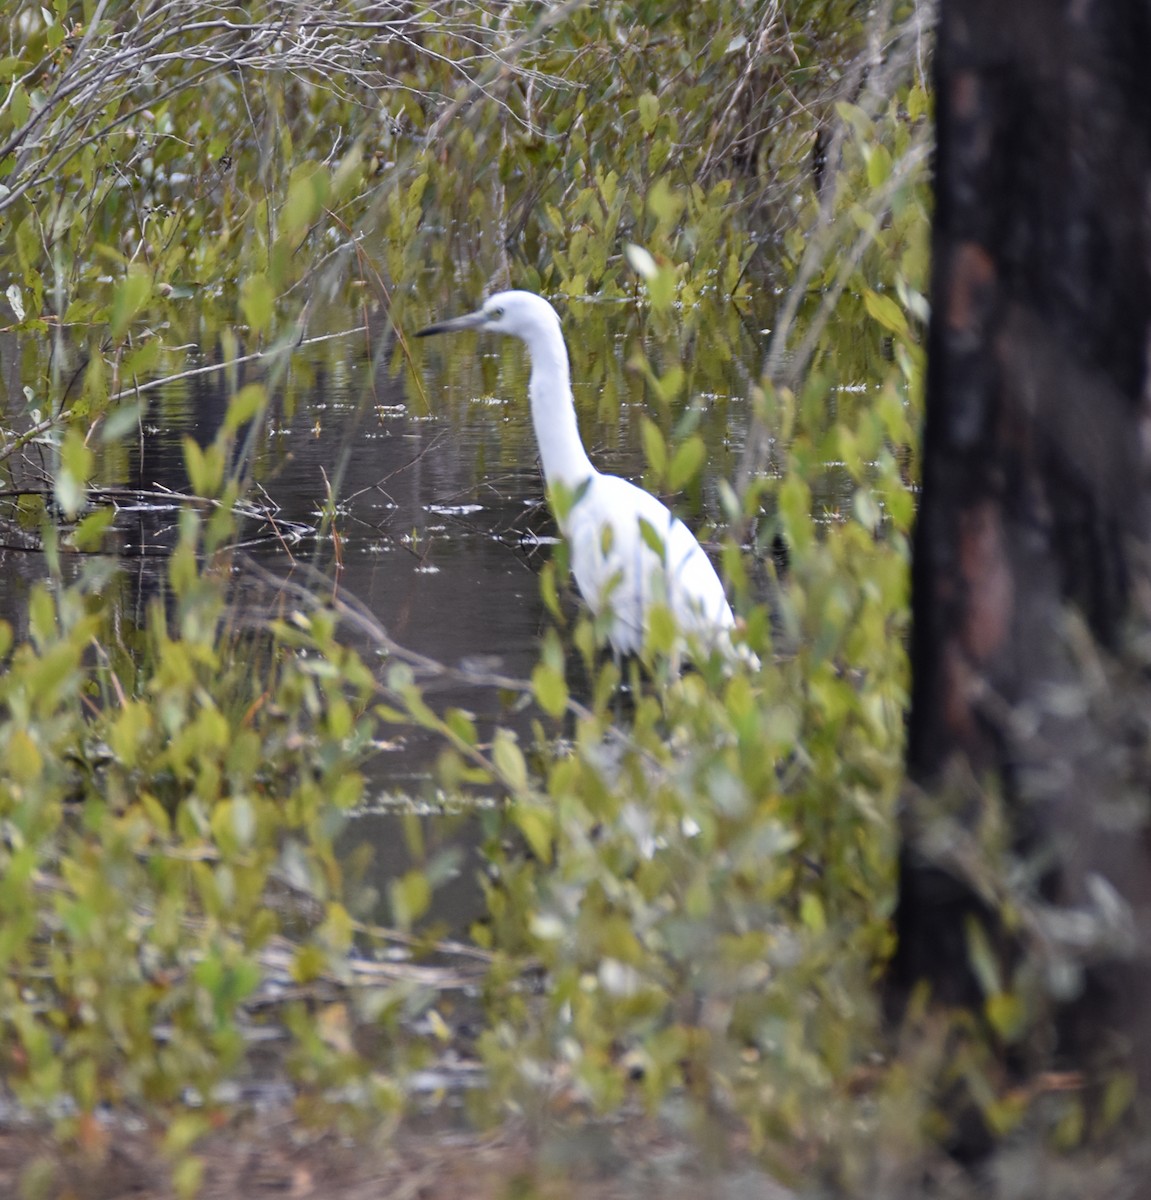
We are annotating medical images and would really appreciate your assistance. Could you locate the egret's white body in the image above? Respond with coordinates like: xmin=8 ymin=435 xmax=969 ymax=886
xmin=416 ymin=291 xmax=749 ymax=664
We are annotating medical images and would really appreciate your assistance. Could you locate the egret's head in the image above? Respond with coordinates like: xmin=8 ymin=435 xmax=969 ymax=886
xmin=415 ymin=290 xmax=562 ymax=344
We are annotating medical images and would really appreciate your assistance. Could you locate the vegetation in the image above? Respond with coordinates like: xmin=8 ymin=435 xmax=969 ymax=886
xmin=0 ymin=0 xmax=937 ymax=1193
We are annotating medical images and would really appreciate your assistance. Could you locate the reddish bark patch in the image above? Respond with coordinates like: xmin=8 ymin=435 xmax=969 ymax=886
xmin=958 ymin=501 xmax=1013 ymax=662
xmin=946 ymin=242 xmax=996 ymax=336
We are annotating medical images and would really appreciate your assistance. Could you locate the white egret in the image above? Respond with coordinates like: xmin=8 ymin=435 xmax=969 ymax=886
xmin=415 ymin=291 xmax=753 ymax=667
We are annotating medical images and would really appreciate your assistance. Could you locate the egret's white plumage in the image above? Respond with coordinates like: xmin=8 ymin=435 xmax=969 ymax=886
xmin=416 ymin=290 xmax=750 ymax=665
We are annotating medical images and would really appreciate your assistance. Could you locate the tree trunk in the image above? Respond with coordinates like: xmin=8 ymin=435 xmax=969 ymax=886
xmin=892 ymin=0 xmax=1151 ymax=1129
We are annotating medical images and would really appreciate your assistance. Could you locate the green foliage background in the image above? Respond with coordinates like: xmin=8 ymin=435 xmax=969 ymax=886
xmin=0 ymin=0 xmax=933 ymax=1191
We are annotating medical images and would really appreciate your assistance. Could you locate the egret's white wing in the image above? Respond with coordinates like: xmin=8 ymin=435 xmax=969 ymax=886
xmin=563 ymin=474 xmax=734 ymax=658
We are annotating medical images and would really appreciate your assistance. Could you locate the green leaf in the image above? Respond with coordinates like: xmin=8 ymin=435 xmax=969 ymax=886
xmin=109 ymin=266 xmax=152 ymax=340
xmin=863 ymin=288 xmax=909 ymax=337
xmin=109 ymin=700 xmax=153 ymax=768
xmin=445 ymin=707 xmax=478 ymax=745
xmin=164 ymin=1114 xmax=211 ymax=1158
xmin=638 ymin=91 xmax=659 ymax=135
xmin=28 ymin=585 xmax=56 ymax=648
xmin=0 ymin=58 xmax=28 ymax=83
xmin=531 ymin=662 xmax=568 ymax=718
xmin=122 ymin=338 xmax=160 ymax=381
xmin=777 ymin=472 xmax=813 ymax=554
xmin=281 ymin=163 xmax=330 ymax=237
xmin=183 ymin=436 xmax=224 ymax=496
xmin=646 ymin=177 xmax=683 ymax=227
xmin=390 ymin=869 xmax=431 ymax=930
xmin=667 ymin=435 xmax=706 ymax=491
xmin=848 ymin=204 xmax=880 ymax=239
xmin=240 ymin=274 xmax=275 ymax=334
xmin=637 ymin=516 xmax=667 ymax=560
xmin=8 ymin=729 xmax=42 ymax=783
xmin=800 ymin=891 xmax=826 ymax=934
xmin=331 ymin=773 xmax=363 ymax=809
xmin=655 ymin=365 xmax=685 ymax=404
xmin=224 ymin=383 xmax=266 ymax=432
xmin=834 ymin=100 xmax=874 ymax=143
xmin=10 ymin=84 xmax=28 ymax=128
xmin=172 ymin=1152 xmax=206 ymax=1200
xmin=15 ymin=215 xmax=38 ymax=275
xmin=645 ymin=602 xmax=676 ymax=655
xmin=866 ymin=144 xmax=893 ymax=189
xmin=1101 ymin=1070 xmax=1137 ymax=1132
xmin=985 ymin=990 xmax=1025 ymax=1042
xmin=646 ymin=262 xmax=677 ymax=311
xmin=492 ymin=729 xmax=528 ymax=794
xmin=71 ymin=506 xmax=115 ymax=551
xmin=906 ymin=82 xmax=929 ymax=122
xmin=513 ymin=803 xmax=554 ymax=864
xmin=206 ymin=502 xmax=235 ymax=557
xmin=539 ymin=560 xmax=563 ymax=620
xmin=550 ymin=477 xmax=590 ymax=524
xmin=291 ymin=943 xmax=327 ymax=983
xmin=321 ymin=902 xmax=355 ymax=953
xmin=641 ymin=416 xmax=667 ymax=482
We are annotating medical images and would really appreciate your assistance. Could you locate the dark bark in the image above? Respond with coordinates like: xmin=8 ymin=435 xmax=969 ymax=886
xmin=893 ymin=0 xmax=1151 ymax=1130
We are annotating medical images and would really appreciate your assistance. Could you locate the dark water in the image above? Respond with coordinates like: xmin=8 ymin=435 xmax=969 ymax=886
xmin=0 ymin=298 xmax=770 ymax=929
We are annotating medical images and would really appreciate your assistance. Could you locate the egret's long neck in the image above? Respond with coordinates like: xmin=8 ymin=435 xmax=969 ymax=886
xmin=523 ymin=324 xmax=595 ymax=492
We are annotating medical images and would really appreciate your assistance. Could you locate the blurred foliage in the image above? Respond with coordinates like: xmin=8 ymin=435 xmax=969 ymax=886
xmin=0 ymin=530 xmax=386 ymax=1161
xmin=0 ymin=0 xmax=949 ymax=1193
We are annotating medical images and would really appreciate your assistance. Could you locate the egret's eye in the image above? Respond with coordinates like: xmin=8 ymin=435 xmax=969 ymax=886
xmin=488 ymin=307 xmax=504 ymax=320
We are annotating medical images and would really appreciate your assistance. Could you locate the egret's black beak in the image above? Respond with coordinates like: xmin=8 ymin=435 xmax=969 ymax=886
xmin=414 ymin=309 xmax=488 ymax=338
